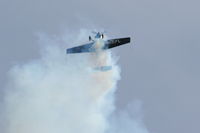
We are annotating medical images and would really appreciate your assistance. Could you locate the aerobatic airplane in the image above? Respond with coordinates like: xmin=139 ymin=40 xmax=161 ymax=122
xmin=66 ymin=32 xmax=131 ymax=71
xmin=66 ymin=32 xmax=131 ymax=54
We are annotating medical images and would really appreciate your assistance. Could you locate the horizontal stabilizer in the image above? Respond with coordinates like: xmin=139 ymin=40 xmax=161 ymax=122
xmin=94 ymin=66 xmax=112 ymax=71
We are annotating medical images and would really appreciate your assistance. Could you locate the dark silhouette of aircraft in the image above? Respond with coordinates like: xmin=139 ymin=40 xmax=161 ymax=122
xmin=66 ymin=32 xmax=131 ymax=54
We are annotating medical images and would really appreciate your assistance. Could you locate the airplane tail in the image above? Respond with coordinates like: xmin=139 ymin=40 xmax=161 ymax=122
xmin=94 ymin=66 xmax=112 ymax=72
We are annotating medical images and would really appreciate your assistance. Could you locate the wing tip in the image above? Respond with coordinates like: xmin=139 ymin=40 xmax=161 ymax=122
xmin=128 ymin=37 xmax=131 ymax=43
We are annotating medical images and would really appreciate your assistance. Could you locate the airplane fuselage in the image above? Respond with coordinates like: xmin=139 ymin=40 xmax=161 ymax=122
xmin=92 ymin=38 xmax=105 ymax=52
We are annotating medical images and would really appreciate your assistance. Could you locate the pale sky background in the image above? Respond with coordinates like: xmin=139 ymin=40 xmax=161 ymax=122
xmin=0 ymin=0 xmax=200 ymax=133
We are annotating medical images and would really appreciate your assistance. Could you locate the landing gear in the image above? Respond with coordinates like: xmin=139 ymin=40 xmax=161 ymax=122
xmin=89 ymin=36 xmax=92 ymax=41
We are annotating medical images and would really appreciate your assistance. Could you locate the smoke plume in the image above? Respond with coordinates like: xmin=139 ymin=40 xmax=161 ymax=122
xmin=1 ymin=29 xmax=149 ymax=133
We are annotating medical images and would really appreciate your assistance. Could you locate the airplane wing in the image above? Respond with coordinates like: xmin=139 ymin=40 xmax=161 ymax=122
xmin=103 ymin=37 xmax=131 ymax=50
xmin=66 ymin=42 xmax=95 ymax=54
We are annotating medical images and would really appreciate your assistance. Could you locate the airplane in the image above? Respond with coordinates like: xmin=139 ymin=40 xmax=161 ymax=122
xmin=66 ymin=32 xmax=131 ymax=54
xmin=66 ymin=32 xmax=131 ymax=71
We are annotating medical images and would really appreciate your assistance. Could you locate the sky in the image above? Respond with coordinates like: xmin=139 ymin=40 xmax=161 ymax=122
xmin=0 ymin=0 xmax=200 ymax=133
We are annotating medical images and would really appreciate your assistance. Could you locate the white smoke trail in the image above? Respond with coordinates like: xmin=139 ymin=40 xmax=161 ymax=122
xmin=1 ymin=29 xmax=149 ymax=133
